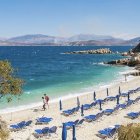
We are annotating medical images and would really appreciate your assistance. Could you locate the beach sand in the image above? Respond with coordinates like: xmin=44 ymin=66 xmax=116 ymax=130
xmin=1 ymin=76 xmax=140 ymax=140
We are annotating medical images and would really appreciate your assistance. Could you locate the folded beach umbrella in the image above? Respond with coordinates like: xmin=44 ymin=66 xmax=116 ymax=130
xmin=119 ymin=86 xmax=121 ymax=95
xmin=62 ymin=123 xmax=67 ymax=140
xmin=81 ymin=105 xmax=84 ymax=116
xmin=72 ymin=125 xmax=76 ymax=140
xmin=93 ymin=91 xmax=96 ymax=101
xmin=59 ymin=100 xmax=62 ymax=111
xmin=107 ymin=88 xmax=109 ymax=96
xmin=77 ymin=97 xmax=80 ymax=107
xmin=127 ymin=93 xmax=130 ymax=101
xmin=99 ymin=100 xmax=102 ymax=110
xmin=116 ymin=95 xmax=120 ymax=105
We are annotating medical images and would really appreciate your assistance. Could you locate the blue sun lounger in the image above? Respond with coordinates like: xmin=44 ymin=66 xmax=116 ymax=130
xmin=34 ymin=127 xmax=49 ymax=138
xmin=62 ymin=106 xmax=80 ymax=116
xmin=65 ymin=119 xmax=79 ymax=129
xmin=33 ymin=126 xmax=57 ymax=138
xmin=120 ymin=93 xmax=128 ymax=97
xmin=36 ymin=117 xmax=52 ymax=125
xmin=10 ymin=120 xmax=32 ymax=131
xmin=126 ymin=112 xmax=140 ymax=119
xmin=105 ymin=96 xmax=116 ymax=101
xmin=83 ymin=104 xmax=91 ymax=110
xmin=48 ymin=126 xmax=57 ymax=136
xmin=116 ymin=104 xmax=126 ymax=109
xmin=84 ymin=115 xmax=96 ymax=122
xmin=126 ymin=100 xmax=134 ymax=107
xmin=96 ymin=125 xmax=120 ymax=139
xmin=103 ymin=109 xmax=114 ymax=115
xmin=76 ymin=119 xmax=84 ymax=127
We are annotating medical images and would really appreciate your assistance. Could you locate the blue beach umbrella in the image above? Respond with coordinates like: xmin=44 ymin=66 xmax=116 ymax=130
xmin=72 ymin=125 xmax=76 ymax=140
xmin=99 ymin=100 xmax=102 ymax=110
xmin=119 ymin=86 xmax=121 ymax=95
xmin=81 ymin=105 xmax=84 ymax=116
xmin=127 ymin=93 xmax=130 ymax=101
xmin=93 ymin=91 xmax=96 ymax=101
xmin=116 ymin=95 xmax=120 ymax=105
xmin=59 ymin=100 xmax=62 ymax=111
xmin=62 ymin=123 xmax=67 ymax=140
xmin=107 ymin=88 xmax=109 ymax=96
xmin=77 ymin=97 xmax=80 ymax=107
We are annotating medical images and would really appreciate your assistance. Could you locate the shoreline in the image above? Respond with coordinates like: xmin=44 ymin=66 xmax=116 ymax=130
xmin=0 ymin=67 xmax=136 ymax=114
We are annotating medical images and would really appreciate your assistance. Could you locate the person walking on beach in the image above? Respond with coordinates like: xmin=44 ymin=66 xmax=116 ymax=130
xmin=42 ymin=97 xmax=46 ymax=111
xmin=44 ymin=94 xmax=49 ymax=109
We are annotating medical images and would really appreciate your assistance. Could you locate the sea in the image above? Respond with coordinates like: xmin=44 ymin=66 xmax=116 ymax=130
xmin=0 ymin=46 xmax=135 ymax=113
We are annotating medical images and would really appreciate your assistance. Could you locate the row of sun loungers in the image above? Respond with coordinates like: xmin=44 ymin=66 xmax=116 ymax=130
xmin=10 ymin=117 xmax=53 ymax=131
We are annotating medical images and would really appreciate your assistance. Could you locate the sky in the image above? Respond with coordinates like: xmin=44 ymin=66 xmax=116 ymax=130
xmin=0 ymin=0 xmax=140 ymax=39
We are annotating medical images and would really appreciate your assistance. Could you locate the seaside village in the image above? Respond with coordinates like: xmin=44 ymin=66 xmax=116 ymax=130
xmin=1 ymin=43 xmax=140 ymax=140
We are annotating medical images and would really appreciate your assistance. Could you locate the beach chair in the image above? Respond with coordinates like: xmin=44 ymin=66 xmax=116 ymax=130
xmin=65 ymin=119 xmax=79 ymax=129
xmin=62 ymin=109 xmax=74 ymax=116
xmin=74 ymin=106 xmax=80 ymax=112
xmin=103 ymin=109 xmax=114 ymax=115
xmin=76 ymin=119 xmax=84 ymax=127
xmin=96 ymin=125 xmax=120 ymax=139
xmin=96 ymin=111 xmax=104 ymax=119
xmin=84 ymin=115 xmax=96 ymax=122
xmin=10 ymin=121 xmax=26 ymax=131
xmin=120 ymin=93 xmax=128 ymax=97
xmin=90 ymin=102 xmax=97 ymax=108
xmin=47 ymin=126 xmax=57 ymax=136
xmin=105 ymin=96 xmax=116 ymax=101
xmin=126 ymin=100 xmax=134 ymax=107
xmin=116 ymin=104 xmax=126 ymax=109
xmin=134 ymin=96 xmax=140 ymax=103
xmin=62 ymin=106 xmax=80 ymax=116
xmin=36 ymin=117 xmax=52 ymax=125
xmin=125 ymin=112 xmax=140 ymax=119
xmin=33 ymin=127 xmax=49 ymax=138
xmin=25 ymin=120 xmax=32 ymax=126
xmin=95 ymin=99 xmax=104 ymax=104
xmin=83 ymin=104 xmax=91 ymax=110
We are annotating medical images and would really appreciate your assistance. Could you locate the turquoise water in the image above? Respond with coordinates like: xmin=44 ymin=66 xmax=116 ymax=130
xmin=0 ymin=46 xmax=133 ymax=112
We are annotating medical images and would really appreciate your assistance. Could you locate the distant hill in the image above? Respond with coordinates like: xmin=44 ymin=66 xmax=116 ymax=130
xmin=0 ymin=34 xmax=139 ymax=46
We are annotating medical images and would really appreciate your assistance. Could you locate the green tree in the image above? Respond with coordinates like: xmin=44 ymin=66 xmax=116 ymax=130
xmin=0 ymin=60 xmax=24 ymax=140
xmin=0 ymin=60 xmax=23 ymax=100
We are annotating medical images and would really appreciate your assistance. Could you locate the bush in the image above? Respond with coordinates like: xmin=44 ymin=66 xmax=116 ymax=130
xmin=118 ymin=124 xmax=140 ymax=140
xmin=0 ymin=118 xmax=9 ymax=140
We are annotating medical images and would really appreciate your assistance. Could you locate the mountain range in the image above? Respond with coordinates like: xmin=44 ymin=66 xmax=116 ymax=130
xmin=0 ymin=34 xmax=140 ymax=46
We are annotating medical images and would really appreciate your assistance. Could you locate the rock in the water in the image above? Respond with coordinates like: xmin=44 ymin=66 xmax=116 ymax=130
xmin=65 ymin=48 xmax=112 ymax=54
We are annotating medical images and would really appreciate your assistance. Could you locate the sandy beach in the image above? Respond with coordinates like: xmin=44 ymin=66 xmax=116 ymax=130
xmin=1 ymin=76 xmax=140 ymax=140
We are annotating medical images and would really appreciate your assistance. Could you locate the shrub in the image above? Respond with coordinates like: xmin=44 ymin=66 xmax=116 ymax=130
xmin=0 ymin=119 xmax=9 ymax=140
xmin=118 ymin=124 xmax=140 ymax=140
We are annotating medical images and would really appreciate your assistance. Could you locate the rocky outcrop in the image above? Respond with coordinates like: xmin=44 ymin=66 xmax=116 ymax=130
xmin=65 ymin=48 xmax=112 ymax=54
xmin=132 ymin=42 xmax=140 ymax=53
xmin=105 ymin=58 xmax=130 ymax=65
